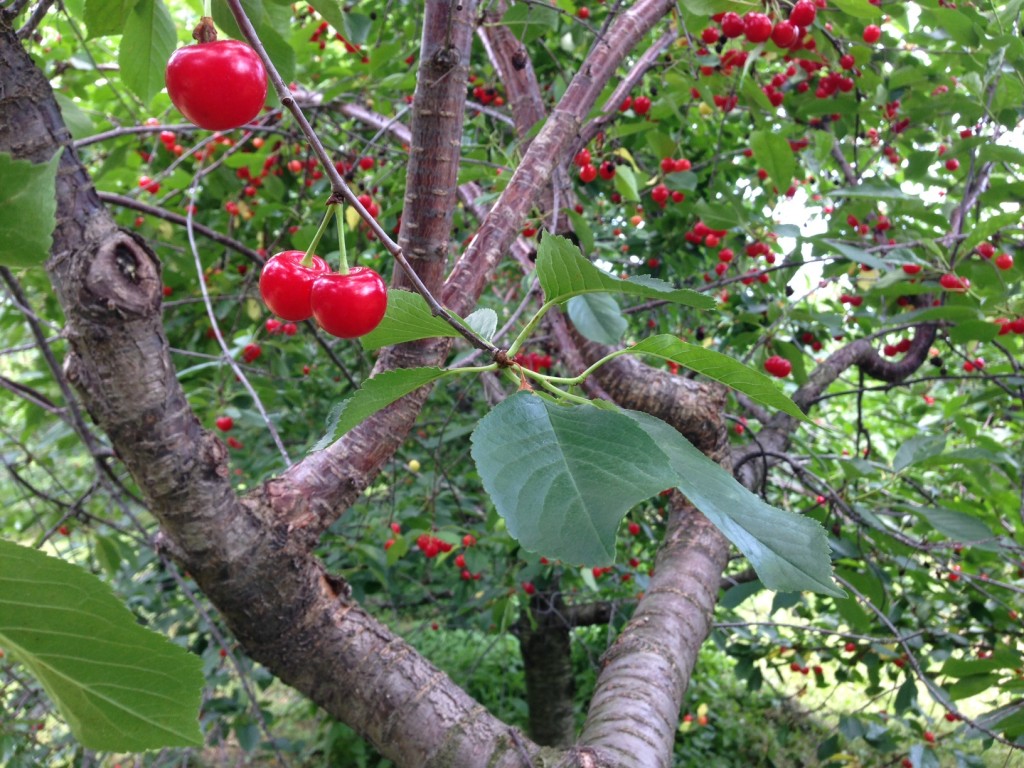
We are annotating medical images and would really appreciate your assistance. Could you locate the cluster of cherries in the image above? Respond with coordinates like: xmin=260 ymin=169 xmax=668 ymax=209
xmin=163 ymin=18 xmax=388 ymax=341
xmin=513 ymin=351 xmax=553 ymax=372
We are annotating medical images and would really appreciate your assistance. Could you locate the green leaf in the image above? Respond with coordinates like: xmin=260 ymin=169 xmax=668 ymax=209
xmin=84 ymin=0 xmax=138 ymax=38
xmin=893 ymin=435 xmax=947 ymax=473
xmin=0 ymin=539 xmax=203 ymax=751
xmin=342 ymin=13 xmax=374 ymax=45
xmin=911 ymin=507 xmax=995 ymax=542
xmin=750 ymin=131 xmax=795 ymax=192
xmin=118 ymin=0 xmax=176 ymax=105
xmin=624 ymin=412 xmax=844 ymax=597
xmin=948 ymin=320 xmax=999 ymax=344
xmin=830 ymin=0 xmax=881 ymax=19
xmin=500 ymin=3 xmax=559 ymax=44
xmin=565 ymin=208 xmax=594 ymax=255
xmin=360 ymin=290 xmax=461 ymax=351
xmin=612 ymin=164 xmax=640 ymax=203
xmin=311 ymin=367 xmax=448 ymax=449
xmin=470 ymin=394 xmax=679 ymax=565
xmin=693 ymin=198 xmax=746 ymax=230
xmin=567 ymin=294 xmax=626 ymax=344
xmin=536 ymin=234 xmax=713 ymax=309
xmin=465 ymin=308 xmax=497 ymax=341
xmin=629 ymin=335 xmax=809 ymax=421
xmin=0 ymin=152 xmax=60 ymax=269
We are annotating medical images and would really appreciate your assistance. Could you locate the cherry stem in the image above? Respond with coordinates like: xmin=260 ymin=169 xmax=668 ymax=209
xmin=192 ymin=15 xmax=217 ymax=44
xmin=334 ymin=204 xmax=349 ymax=275
xmin=303 ymin=204 xmax=335 ymax=268
xmin=220 ymin=0 xmax=501 ymax=358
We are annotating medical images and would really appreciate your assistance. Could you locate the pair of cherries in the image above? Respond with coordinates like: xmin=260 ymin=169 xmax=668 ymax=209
xmin=258 ymin=252 xmax=387 ymax=339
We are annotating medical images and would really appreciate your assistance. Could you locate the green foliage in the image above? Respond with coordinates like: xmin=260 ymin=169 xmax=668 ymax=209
xmin=0 ymin=539 xmax=203 ymax=751
xmin=0 ymin=152 xmax=60 ymax=269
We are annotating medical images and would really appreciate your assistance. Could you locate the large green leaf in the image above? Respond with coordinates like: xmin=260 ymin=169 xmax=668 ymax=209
xmin=567 ymin=293 xmax=626 ymax=344
xmin=311 ymin=367 xmax=449 ymax=449
xmin=0 ymin=152 xmax=60 ymax=269
xmin=470 ymin=394 xmax=679 ymax=565
xmin=536 ymin=234 xmax=714 ymax=309
xmin=910 ymin=506 xmax=995 ymax=542
xmin=750 ymin=131 xmax=795 ymax=192
xmin=0 ymin=539 xmax=203 ymax=751
xmin=629 ymin=335 xmax=809 ymax=421
xmin=624 ymin=411 xmax=844 ymax=597
xmin=84 ymin=0 xmax=139 ymax=38
xmin=360 ymin=290 xmax=462 ymax=351
xmin=118 ymin=0 xmax=176 ymax=105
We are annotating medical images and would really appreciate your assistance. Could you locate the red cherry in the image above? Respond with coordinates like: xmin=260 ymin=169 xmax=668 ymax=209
xmin=902 ymin=264 xmax=922 ymax=275
xmin=165 ymin=40 xmax=267 ymax=130
xmin=577 ymin=6 xmax=590 ymax=19
xmin=310 ymin=266 xmax=388 ymax=339
xmin=743 ymin=12 xmax=773 ymax=43
xmin=764 ymin=355 xmax=792 ymax=378
xmin=976 ymin=242 xmax=995 ymax=258
xmin=598 ymin=161 xmax=616 ymax=180
xmin=839 ymin=54 xmax=855 ymax=70
xmin=522 ymin=582 xmax=536 ymax=595
xmin=651 ymin=184 xmax=670 ymax=206
xmin=789 ymin=0 xmax=816 ymax=27
xmin=844 ymin=642 xmax=857 ymax=652
xmin=259 ymin=251 xmax=331 ymax=321
xmin=771 ymin=21 xmax=799 ymax=48
xmin=701 ymin=26 xmax=720 ymax=44
xmin=358 ymin=156 xmax=375 ymax=170
xmin=215 ymin=416 xmax=234 ymax=432
xmin=862 ymin=24 xmax=881 ymax=43
xmin=579 ymin=163 xmax=598 ymax=183
xmin=628 ymin=521 xmax=641 ymax=536
xmin=995 ymin=253 xmax=1013 ymax=270
xmin=574 ymin=148 xmax=592 ymax=167
xmin=720 ymin=12 xmax=744 ymax=38
xmin=939 ymin=273 xmax=969 ymax=291
xmin=945 ymin=158 xmax=960 ymax=171
xmin=242 ymin=343 xmax=262 ymax=363
xmin=227 ymin=437 xmax=243 ymax=449
xmin=632 ymin=95 xmax=652 ymax=115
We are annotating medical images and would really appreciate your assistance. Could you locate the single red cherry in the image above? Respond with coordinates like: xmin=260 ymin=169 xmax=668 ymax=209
xmin=720 ymin=12 xmax=744 ymax=38
xmin=259 ymin=251 xmax=331 ymax=321
xmin=902 ymin=264 xmax=922 ymax=275
xmin=632 ymin=95 xmax=652 ymax=115
xmin=789 ymin=0 xmax=817 ymax=27
xmin=939 ymin=273 xmax=969 ymax=291
xmin=771 ymin=20 xmax=799 ymax=48
xmin=165 ymin=39 xmax=267 ymax=130
xmin=579 ymin=163 xmax=598 ymax=183
xmin=764 ymin=355 xmax=792 ymax=378
xmin=862 ymin=24 xmax=881 ymax=43
xmin=995 ymin=253 xmax=1013 ymax=270
xmin=310 ymin=267 xmax=388 ymax=339
xmin=744 ymin=12 xmax=773 ymax=43
xmin=215 ymin=416 xmax=234 ymax=432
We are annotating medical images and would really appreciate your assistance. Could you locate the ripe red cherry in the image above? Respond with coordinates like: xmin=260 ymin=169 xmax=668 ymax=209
xmin=771 ymin=20 xmax=799 ymax=48
xmin=720 ymin=12 xmax=744 ymax=38
xmin=632 ymin=95 xmax=652 ymax=115
xmin=839 ymin=53 xmax=855 ymax=70
xmin=744 ymin=12 xmax=773 ymax=43
xmin=995 ymin=253 xmax=1013 ymax=270
xmin=939 ymin=273 xmax=970 ymax=291
xmin=902 ymin=264 xmax=922 ymax=275
xmin=945 ymin=158 xmax=960 ymax=171
xmin=259 ymin=251 xmax=331 ymax=321
xmin=764 ymin=355 xmax=792 ymax=378
xmin=579 ymin=163 xmax=598 ymax=182
xmin=789 ymin=0 xmax=817 ymax=27
xmin=976 ymin=242 xmax=995 ymax=258
xmin=862 ymin=24 xmax=881 ymax=43
xmin=215 ymin=416 xmax=234 ymax=432
xmin=310 ymin=267 xmax=388 ymax=339
xmin=165 ymin=40 xmax=267 ymax=130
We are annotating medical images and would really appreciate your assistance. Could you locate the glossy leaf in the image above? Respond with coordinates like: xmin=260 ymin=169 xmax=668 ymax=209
xmin=629 ymin=335 xmax=809 ymax=421
xmin=311 ymin=367 xmax=449 ymax=449
xmin=0 ymin=539 xmax=203 ymax=751
xmin=567 ymin=293 xmax=626 ymax=344
xmin=360 ymin=290 xmax=461 ymax=351
xmin=751 ymin=131 xmax=795 ymax=192
xmin=536 ymin=234 xmax=713 ymax=309
xmin=118 ymin=0 xmax=176 ymax=105
xmin=624 ymin=411 xmax=844 ymax=597
xmin=470 ymin=394 xmax=679 ymax=565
